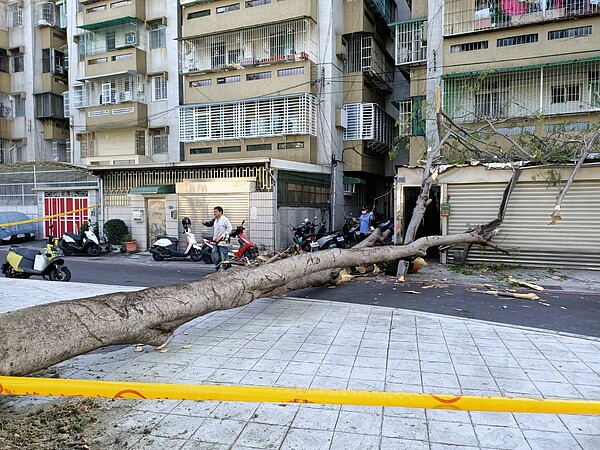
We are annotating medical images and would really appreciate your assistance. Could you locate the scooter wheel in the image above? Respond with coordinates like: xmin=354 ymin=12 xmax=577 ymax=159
xmin=87 ymin=244 xmax=101 ymax=257
xmin=202 ymin=250 xmax=213 ymax=264
xmin=242 ymin=247 xmax=258 ymax=261
xmin=189 ymin=247 xmax=203 ymax=262
xmin=152 ymin=252 xmax=164 ymax=261
xmin=50 ymin=266 xmax=71 ymax=282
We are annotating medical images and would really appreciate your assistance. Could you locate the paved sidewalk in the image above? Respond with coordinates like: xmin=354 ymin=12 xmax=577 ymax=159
xmin=1 ymin=278 xmax=599 ymax=449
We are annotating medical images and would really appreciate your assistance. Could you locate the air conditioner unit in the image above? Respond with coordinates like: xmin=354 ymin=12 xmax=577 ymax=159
xmin=55 ymin=65 xmax=64 ymax=74
xmin=125 ymin=32 xmax=137 ymax=46
xmin=120 ymin=91 xmax=132 ymax=102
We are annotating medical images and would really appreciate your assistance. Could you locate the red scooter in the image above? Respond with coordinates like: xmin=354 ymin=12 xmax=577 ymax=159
xmin=200 ymin=220 xmax=258 ymax=265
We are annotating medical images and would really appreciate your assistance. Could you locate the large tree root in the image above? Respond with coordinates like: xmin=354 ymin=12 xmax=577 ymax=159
xmin=0 ymin=231 xmax=497 ymax=376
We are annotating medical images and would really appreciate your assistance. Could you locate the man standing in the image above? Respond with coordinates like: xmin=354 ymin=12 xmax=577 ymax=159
xmin=203 ymin=206 xmax=232 ymax=271
xmin=358 ymin=206 xmax=374 ymax=241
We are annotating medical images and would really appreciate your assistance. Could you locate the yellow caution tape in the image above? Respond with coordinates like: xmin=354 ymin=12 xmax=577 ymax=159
xmin=1 ymin=376 xmax=599 ymax=414
xmin=0 ymin=205 xmax=99 ymax=228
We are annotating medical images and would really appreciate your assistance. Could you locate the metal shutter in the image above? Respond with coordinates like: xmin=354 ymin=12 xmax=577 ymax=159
xmin=447 ymin=181 xmax=600 ymax=269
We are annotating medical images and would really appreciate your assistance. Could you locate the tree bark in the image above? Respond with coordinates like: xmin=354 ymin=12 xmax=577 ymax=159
xmin=0 ymin=231 xmax=495 ymax=376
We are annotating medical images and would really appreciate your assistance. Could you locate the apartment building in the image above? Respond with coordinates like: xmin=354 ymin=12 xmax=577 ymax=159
xmin=60 ymin=0 xmax=403 ymax=250
xmin=393 ymin=0 xmax=600 ymax=267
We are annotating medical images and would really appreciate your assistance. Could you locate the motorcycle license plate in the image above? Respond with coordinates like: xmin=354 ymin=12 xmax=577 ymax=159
xmin=310 ymin=242 xmax=319 ymax=248
xmin=17 ymin=233 xmax=25 ymax=238
xmin=336 ymin=237 xmax=345 ymax=242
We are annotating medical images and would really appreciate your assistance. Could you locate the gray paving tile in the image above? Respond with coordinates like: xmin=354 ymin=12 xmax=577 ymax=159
xmin=206 ymin=368 xmax=248 ymax=384
xmin=329 ymin=431 xmax=380 ymax=450
xmin=354 ymin=356 xmax=388 ymax=368
xmin=316 ymin=363 xmax=352 ymax=379
xmin=513 ymin=413 xmax=569 ymax=432
xmin=559 ymin=414 xmax=600 ymax=435
xmin=523 ymin=368 xmax=568 ymax=384
xmin=335 ymin=410 xmax=383 ymax=435
xmin=284 ymin=361 xmax=321 ymax=376
xmin=421 ymin=372 xmax=460 ymax=389
xmin=292 ymin=406 xmax=339 ymax=431
xmin=310 ymin=375 xmax=349 ymax=390
xmin=474 ymin=424 xmax=529 ymax=449
xmin=560 ymin=371 xmax=600 ymax=386
xmin=469 ymin=411 xmax=518 ymax=427
xmin=533 ymin=381 xmax=584 ymax=399
xmin=381 ymin=415 xmax=427 ymax=441
xmin=130 ymin=436 xmax=186 ymax=450
xmin=276 ymin=373 xmax=314 ymax=388
xmin=427 ymin=420 xmax=478 ymax=446
xmin=523 ymin=429 xmax=582 ymax=450
xmin=458 ymin=374 xmax=498 ymax=391
xmin=151 ymin=413 xmax=203 ymax=439
xmin=190 ymin=418 xmax=246 ymax=446
xmin=250 ymin=403 xmax=299 ymax=426
xmin=350 ymin=366 xmax=386 ymax=381
xmin=381 ymin=437 xmax=428 ymax=450
xmin=280 ymin=428 xmax=334 ymax=450
xmin=169 ymin=401 xmax=219 ymax=418
xmin=426 ymin=409 xmax=471 ymax=424
xmin=210 ymin=402 xmax=259 ymax=422
xmin=573 ymin=433 xmax=600 ymax=450
xmin=235 ymin=422 xmax=288 ymax=448
xmin=181 ymin=441 xmax=229 ymax=450
xmin=240 ymin=370 xmax=281 ymax=386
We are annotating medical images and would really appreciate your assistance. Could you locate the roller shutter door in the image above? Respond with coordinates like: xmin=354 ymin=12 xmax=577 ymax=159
xmin=178 ymin=193 xmax=249 ymax=247
xmin=447 ymin=181 xmax=600 ymax=269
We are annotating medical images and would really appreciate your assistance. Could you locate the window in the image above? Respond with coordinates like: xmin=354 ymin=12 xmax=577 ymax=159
xmin=474 ymin=80 xmax=508 ymax=118
xmin=450 ymin=41 xmax=488 ymax=53
xmin=277 ymin=171 xmax=330 ymax=207
xmin=497 ymin=34 xmax=538 ymax=47
xmin=1 ymin=98 xmax=13 ymax=119
xmin=548 ymin=26 xmax=592 ymax=40
xmin=152 ymin=76 xmax=168 ymax=101
xmin=101 ymin=82 xmax=115 ymax=104
xmin=216 ymin=75 xmax=240 ymax=84
xmin=190 ymin=79 xmax=211 ymax=87
xmin=590 ymin=71 xmax=600 ymax=107
xmin=270 ymin=31 xmax=295 ymax=58
xmin=0 ymin=49 xmax=8 ymax=74
xmin=42 ymin=49 xmax=66 ymax=74
xmin=78 ymin=133 xmax=96 ymax=158
xmin=190 ymin=147 xmax=212 ymax=154
xmin=12 ymin=94 xmax=25 ymax=117
xmin=135 ymin=130 xmax=145 ymax=156
xmin=551 ymin=85 xmax=580 ymax=104
xmin=247 ymin=143 xmax=272 ymax=151
xmin=217 ymin=145 xmax=241 ymax=153
xmin=211 ymin=42 xmax=226 ymax=68
xmin=188 ymin=9 xmax=210 ymax=19
xmin=246 ymin=0 xmax=271 ymax=6
xmin=150 ymin=128 xmax=168 ymax=154
xmin=111 ymin=0 xmax=132 ymax=8
xmin=112 ymin=53 xmax=132 ymax=61
xmin=545 ymin=122 xmax=589 ymax=133
xmin=216 ymin=3 xmax=240 ymax=13
xmin=12 ymin=52 xmax=24 ymax=73
xmin=150 ymin=23 xmax=166 ymax=49
xmin=8 ymin=3 xmax=23 ymax=27
xmin=277 ymin=142 xmax=304 ymax=149
xmin=106 ymin=31 xmax=116 ymax=51
xmin=34 ymin=93 xmax=64 ymax=119
xmin=278 ymin=67 xmax=304 ymax=77
xmin=246 ymin=71 xmax=271 ymax=81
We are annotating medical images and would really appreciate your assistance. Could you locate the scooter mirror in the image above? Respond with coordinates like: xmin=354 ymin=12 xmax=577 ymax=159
xmin=304 ymin=218 xmax=309 ymax=222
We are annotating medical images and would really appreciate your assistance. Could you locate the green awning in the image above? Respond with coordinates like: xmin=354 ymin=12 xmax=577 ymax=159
xmin=79 ymin=17 xmax=140 ymax=31
xmin=129 ymin=184 xmax=175 ymax=195
xmin=343 ymin=176 xmax=367 ymax=185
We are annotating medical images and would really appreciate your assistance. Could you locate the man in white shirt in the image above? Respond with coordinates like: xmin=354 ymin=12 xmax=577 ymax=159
xmin=203 ymin=206 xmax=233 ymax=271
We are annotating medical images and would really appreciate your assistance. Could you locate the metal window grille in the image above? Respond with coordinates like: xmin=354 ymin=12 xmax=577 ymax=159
xmin=0 ymin=93 xmax=14 ymax=119
xmin=78 ymin=133 xmax=96 ymax=158
xmin=445 ymin=0 xmax=600 ymax=36
xmin=149 ymin=23 xmax=166 ymax=49
xmin=12 ymin=95 xmax=25 ymax=117
xmin=152 ymin=76 xmax=167 ymax=101
xmin=396 ymin=99 xmax=412 ymax=136
xmin=150 ymin=129 xmax=168 ymax=154
xmin=78 ymin=20 xmax=147 ymax=60
xmin=394 ymin=19 xmax=427 ymax=66
xmin=12 ymin=53 xmax=24 ymax=73
xmin=345 ymin=34 xmax=393 ymax=88
xmin=443 ymin=59 xmax=600 ymax=122
xmin=8 ymin=3 xmax=23 ymax=27
xmin=342 ymin=103 xmax=396 ymax=152
xmin=74 ymin=74 xmax=145 ymax=108
xmin=102 ymin=165 xmax=274 ymax=206
xmin=277 ymin=67 xmax=304 ymax=77
xmin=135 ymin=130 xmax=146 ymax=156
xmin=180 ymin=18 xmax=314 ymax=74
xmin=179 ymin=93 xmax=317 ymax=142
xmin=35 ymin=2 xmax=59 ymax=27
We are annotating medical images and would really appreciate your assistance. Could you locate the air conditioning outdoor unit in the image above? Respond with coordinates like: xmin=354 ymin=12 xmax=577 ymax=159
xmin=55 ymin=65 xmax=64 ymax=74
xmin=125 ymin=32 xmax=137 ymax=46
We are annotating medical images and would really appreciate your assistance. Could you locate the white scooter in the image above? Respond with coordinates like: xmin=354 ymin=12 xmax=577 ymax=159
xmin=58 ymin=218 xmax=101 ymax=256
xmin=148 ymin=217 xmax=204 ymax=262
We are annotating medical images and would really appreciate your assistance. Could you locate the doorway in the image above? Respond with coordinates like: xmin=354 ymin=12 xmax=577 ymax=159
xmin=146 ymin=198 xmax=166 ymax=248
xmin=402 ymin=185 xmax=441 ymax=256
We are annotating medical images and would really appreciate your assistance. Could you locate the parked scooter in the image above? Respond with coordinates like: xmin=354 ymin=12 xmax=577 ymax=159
xmin=2 ymin=224 xmax=71 ymax=281
xmin=201 ymin=220 xmax=259 ymax=266
xmin=291 ymin=218 xmax=319 ymax=252
xmin=148 ymin=217 xmax=204 ymax=262
xmin=59 ymin=218 xmax=101 ymax=256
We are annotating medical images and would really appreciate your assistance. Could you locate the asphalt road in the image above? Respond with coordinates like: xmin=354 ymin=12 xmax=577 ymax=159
xmin=1 ymin=244 xmax=599 ymax=338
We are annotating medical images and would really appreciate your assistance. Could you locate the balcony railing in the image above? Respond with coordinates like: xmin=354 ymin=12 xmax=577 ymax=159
xmin=78 ymin=18 xmax=147 ymax=60
xmin=445 ymin=0 xmax=600 ymax=36
xmin=346 ymin=34 xmax=393 ymax=91
xmin=443 ymin=58 xmax=600 ymax=122
xmin=180 ymin=19 xmax=314 ymax=74
xmin=365 ymin=0 xmax=395 ymax=24
xmin=343 ymin=103 xmax=396 ymax=153
xmin=396 ymin=99 xmax=413 ymax=136
xmin=179 ymin=93 xmax=317 ymax=142
xmin=72 ymin=73 xmax=146 ymax=109
xmin=394 ymin=19 xmax=427 ymax=66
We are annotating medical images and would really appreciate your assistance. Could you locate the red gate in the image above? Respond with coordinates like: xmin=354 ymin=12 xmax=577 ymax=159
xmin=43 ymin=196 xmax=89 ymax=238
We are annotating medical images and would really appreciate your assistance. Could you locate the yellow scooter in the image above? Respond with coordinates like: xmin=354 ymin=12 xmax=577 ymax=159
xmin=1 ymin=224 xmax=71 ymax=281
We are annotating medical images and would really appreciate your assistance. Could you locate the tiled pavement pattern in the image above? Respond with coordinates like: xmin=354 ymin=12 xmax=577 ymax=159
xmin=38 ymin=295 xmax=600 ymax=450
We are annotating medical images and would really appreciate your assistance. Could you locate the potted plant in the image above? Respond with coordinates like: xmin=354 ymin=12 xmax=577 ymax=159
xmin=123 ymin=233 xmax=137 ymax=252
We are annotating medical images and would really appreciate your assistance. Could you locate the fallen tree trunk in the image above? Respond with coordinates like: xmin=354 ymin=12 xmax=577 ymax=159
xmin=0 ymin=231 xmax=497 ymax=376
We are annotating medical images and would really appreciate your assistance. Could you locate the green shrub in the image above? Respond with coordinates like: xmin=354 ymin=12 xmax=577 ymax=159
xmin=379 ymin=259 xmax=400 ymax=276
xmin=78 ymin=221 xmax=99 ymax=237
xmin=103 ymin=219 xmax=129 ymax=245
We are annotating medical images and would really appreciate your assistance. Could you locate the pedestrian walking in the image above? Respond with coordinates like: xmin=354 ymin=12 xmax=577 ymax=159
xmin=202 ymin=206 xmax=233 ymax=271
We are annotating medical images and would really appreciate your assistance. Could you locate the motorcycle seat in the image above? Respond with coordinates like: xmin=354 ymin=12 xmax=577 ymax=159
xmin=12 ymin=247 xmax=39 ymax=262
xmin=202 ymin=235 xmax=214 ymax=241
xmin=156 ymin=235 xmax=179 ymax=243
xmin=64 ymin=232 xmax=82 ymax=241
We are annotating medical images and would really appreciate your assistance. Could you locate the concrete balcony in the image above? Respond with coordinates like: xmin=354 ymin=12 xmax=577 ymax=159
xmin=77 ymin=0 xmax=145 ymax=28
xmin=85 ymin=102 xmax=148 ymax=130
xmin=0 ymin=72 xmax=10 ymax=94
xmin=0 ymin=118 xmax=12 ymax=140
xmin=41 ymin=73 xmax=68 ymax=95
xmin=87 ymin=154 xmax=152 ymax=166
xmin=43 ymin=119 xmax=69 ymax=141
xmin=181 ymin=0 xmax=317 ymax=37
xmin=82 ymin=47 xmax=147 ymax=79
xmin=39 ymin=27 xmax=68 ymax=49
